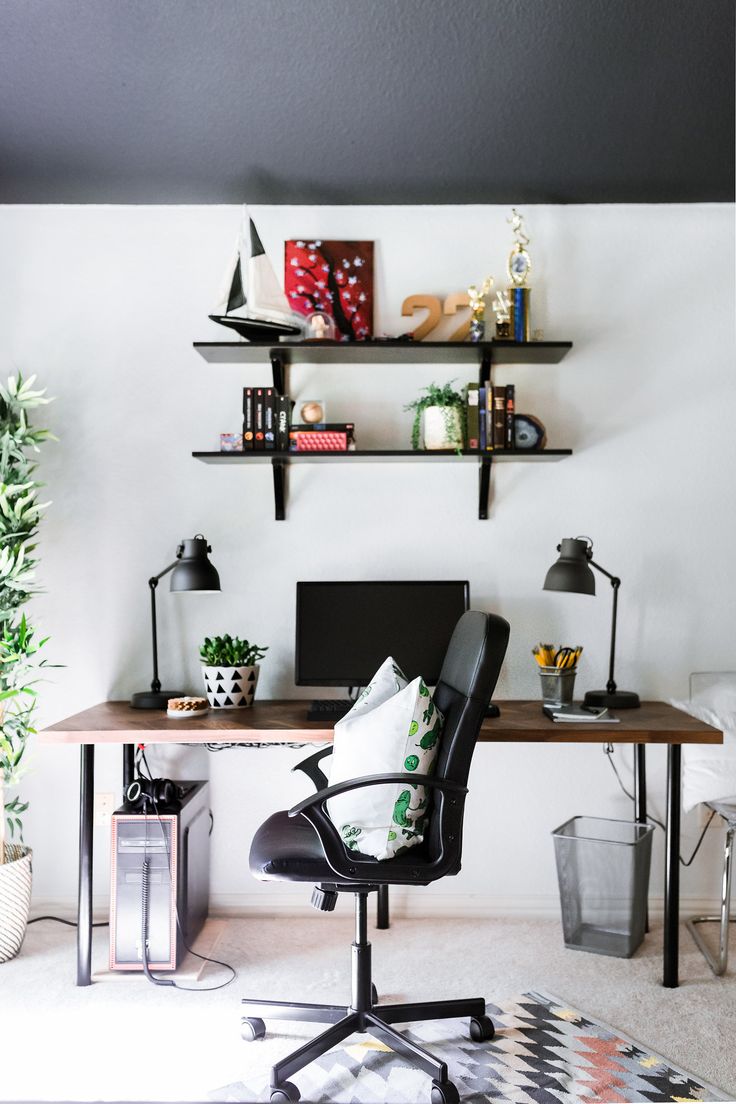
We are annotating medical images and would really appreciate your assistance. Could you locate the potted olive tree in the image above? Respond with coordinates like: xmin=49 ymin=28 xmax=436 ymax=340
xmin=405 ymin=380 xmax=465 ymax=451
xmin=0 ymin=374 xmax=53 ymax=963
xmin=199 ymin=634 xmax=268 ymax=709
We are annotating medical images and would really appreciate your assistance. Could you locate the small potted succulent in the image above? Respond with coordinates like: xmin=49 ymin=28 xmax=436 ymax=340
xmin=199 ymin=634 xmax=268 ymax=709
xmin=404 ymin=380 xmax=465 ymax=451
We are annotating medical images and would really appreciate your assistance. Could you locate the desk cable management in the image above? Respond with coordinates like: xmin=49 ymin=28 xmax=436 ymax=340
xmin=602 ymin=743 xmax=716 ymax=867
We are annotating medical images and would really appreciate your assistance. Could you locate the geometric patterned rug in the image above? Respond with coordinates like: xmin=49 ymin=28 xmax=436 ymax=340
xmin=211 ymin=991 xmax=728 ymax=1103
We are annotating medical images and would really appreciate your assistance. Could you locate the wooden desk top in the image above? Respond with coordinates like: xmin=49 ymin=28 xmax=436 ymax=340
xmin=41 ymin=699 xmax=723 ymax=746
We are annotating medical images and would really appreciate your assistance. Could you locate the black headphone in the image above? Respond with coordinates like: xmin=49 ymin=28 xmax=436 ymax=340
xmin=125 ymin=776 xmax=179 ymax=810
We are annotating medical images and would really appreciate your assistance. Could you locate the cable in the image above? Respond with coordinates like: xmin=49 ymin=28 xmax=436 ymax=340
xmin=28 ymin=916 xmax=108 ymax=928
xmin=602 ymin=744 xmax=717 ymax=866
xmin=204 ymin=741 xmax=308 ymax=751
xmin=135 ymin=747 xmax=236 ymax=991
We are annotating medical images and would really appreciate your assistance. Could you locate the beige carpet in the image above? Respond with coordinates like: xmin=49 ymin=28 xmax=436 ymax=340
xmin=1 ymin=915 xmax=734 ymax=1101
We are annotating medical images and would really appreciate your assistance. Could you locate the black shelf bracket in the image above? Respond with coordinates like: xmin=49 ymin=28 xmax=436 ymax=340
xmin=478 ymin=454 xmax=493 ymax=520
xmin=270 ymin=351 xmax=287 ymax=396
xmin=272 ymin=457 xmax=288 ymax=520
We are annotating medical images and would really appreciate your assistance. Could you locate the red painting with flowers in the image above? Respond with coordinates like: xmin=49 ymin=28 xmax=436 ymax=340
xmin=284 ymin=240 xmax=374 ymax=341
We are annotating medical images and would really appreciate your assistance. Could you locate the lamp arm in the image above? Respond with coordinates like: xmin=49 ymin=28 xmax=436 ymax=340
xmin=588 ymin=559 xmax=621 ymax=693
xmin=147 ymin=560 xmax=179 ymax=693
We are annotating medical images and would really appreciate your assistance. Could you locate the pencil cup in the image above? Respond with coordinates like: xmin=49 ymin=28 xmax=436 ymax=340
xmin=539 ymin=666 xmax=577 ymax=706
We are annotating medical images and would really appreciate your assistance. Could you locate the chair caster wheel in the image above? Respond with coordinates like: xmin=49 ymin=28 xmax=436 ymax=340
xmin=270 ymin=1082 xmax=300 ymax=1103
xmin=240 ymin=1016 xmax=265 ymax=1041
xmin=469 ymin=1014 xmax=495 ymax=1042
xmin=371 ymin=983 xmax=379 ymax=1004
xmin=431 ymin=1080 xmax=459 ymax=1104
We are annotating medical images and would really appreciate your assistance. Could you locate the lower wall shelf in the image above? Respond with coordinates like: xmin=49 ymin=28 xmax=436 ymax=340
xmin=192 ymin=448 xmax=573 ymax=520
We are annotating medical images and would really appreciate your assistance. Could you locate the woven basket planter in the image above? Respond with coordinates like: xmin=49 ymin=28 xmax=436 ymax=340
xmin=0 ymin=843 xmax=32 ymax=962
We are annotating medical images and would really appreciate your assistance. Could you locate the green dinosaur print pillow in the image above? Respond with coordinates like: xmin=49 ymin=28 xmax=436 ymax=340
xmin=327 ymin=663 xmax=445 ymax=861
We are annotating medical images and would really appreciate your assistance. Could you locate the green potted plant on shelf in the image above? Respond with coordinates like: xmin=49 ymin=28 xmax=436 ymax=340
xmin=0 ymin=373 xmax=53 ymax=963
xmin=404 ymin=380 xmax=465 ymax=451
xmin=199 ymin=634 xmax=268 ymax=710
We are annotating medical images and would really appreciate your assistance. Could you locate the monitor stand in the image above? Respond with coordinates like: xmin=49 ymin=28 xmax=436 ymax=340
xmin=307 ymin=699 xmax=354 ymax=722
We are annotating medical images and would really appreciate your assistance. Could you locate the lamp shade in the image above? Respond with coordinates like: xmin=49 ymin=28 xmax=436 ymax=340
xmin=170 ymin=535 xmax=221 ymax=593
xmin=543 ymin=537 xmax=595 ymax=596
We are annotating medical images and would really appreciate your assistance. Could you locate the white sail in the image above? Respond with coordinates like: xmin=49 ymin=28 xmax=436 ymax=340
xmin=210 ymin=206 xmax=302 ymax=337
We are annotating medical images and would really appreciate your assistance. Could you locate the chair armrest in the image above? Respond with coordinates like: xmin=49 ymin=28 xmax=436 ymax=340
xmin=291 ymin=746 xmax=333 ymax=791
xmin=288 ymin=773 xmax=467 ymax=818
xmin=288 ymin=773 xmax=467 ymax=883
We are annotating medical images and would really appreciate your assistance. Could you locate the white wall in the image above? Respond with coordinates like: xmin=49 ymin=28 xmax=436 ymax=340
xmin=0 ymin=202 xmax=734 ymax=918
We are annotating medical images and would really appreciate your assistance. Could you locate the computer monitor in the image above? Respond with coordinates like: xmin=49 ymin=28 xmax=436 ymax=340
xmin=295 ymin=580 xmax=469 ymax=687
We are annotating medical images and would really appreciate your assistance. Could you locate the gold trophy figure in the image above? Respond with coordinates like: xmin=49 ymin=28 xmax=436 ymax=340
xmin=507 ymin=208 xmax=532 ymax=341
xmin=467 ymin=276 xmax=493 ymax=342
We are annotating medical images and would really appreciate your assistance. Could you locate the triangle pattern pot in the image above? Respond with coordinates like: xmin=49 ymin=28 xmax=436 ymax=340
xmin=202 ymin=664 xmax=260 ymax=709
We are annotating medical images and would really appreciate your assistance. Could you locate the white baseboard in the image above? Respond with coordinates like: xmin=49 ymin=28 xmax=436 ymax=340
xmin=30 ymin=891 xmax=719 ymax=924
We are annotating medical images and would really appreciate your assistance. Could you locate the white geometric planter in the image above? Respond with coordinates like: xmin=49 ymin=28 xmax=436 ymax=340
xmin=202 ymin=664 xmax=260 ymax=709
xmin=0 ymin=844 xmax=32 ymax=963
xmin=423 ymin=406 xmax=463 ymax=450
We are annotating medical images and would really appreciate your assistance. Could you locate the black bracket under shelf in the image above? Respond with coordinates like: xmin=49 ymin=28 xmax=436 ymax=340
xmin=270 ymin=351 xmax=287 ymax=396
xmin=272 ymin=457 xmax=287 ymax=520
xmin=478 ymin=455 xmax=493 ymax=520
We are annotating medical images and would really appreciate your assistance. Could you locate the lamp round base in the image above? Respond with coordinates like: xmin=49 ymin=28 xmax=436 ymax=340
xmin=130 ymin=690 xmax=185 ymax=710
xmin=583 ymin=689 xmax=641 ymax=710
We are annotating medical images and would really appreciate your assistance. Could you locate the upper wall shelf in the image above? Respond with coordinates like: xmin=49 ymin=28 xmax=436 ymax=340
xmin=192 ymin=337 xmax=574 ymax=520
xmin=194 ymin=339 xmax=573 ymax=367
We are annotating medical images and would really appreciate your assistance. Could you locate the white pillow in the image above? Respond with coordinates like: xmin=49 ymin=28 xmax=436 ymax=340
xmin=327 ymin=657 xmax=445 ymax=861
xmin=670 ymin=697 xmax=736 ymax=813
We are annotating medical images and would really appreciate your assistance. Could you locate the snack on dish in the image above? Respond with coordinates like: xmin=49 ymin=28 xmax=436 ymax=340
xmin=167 ymin=696 xmax=209 ymax=718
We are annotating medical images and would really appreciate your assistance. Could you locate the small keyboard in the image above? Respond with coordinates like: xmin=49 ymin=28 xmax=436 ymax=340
xmin=307 ymin=699 xmax=354 ymax=722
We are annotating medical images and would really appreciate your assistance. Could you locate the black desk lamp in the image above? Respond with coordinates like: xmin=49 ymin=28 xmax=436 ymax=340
xmin=543 ymin=536 xmax=640 ymax=709
xmin=130 ymin=535 xmax=221 ymax=710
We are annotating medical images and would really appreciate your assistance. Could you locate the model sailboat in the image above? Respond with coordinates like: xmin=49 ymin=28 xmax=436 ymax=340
xmin=209 ymin=207 xmax=303 ymax=341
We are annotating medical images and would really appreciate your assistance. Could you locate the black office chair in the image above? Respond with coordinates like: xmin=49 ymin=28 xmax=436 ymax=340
xmin=242 ymin=611 xmax=510 ymax=1104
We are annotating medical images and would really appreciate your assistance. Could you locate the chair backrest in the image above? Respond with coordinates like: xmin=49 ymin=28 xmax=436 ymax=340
xmin=426 ymin=610 xmax=510 ymax=863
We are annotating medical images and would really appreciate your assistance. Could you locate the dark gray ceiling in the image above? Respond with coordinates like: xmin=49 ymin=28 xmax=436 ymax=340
xmin=0 ymin=0 xmax=733 ymax=205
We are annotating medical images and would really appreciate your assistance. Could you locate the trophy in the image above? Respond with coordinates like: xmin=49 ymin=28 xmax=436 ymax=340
xmin=467 ymin=276 xmax=493 ymax=342
xmin=492 ymin=289 xmax=512 ymax=339
xmin=507 ymin=208 xmax=532 ymax=342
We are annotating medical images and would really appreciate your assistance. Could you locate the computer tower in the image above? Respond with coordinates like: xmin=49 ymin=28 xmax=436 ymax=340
xmin=109 ymin=780 xmax=210 ymax=971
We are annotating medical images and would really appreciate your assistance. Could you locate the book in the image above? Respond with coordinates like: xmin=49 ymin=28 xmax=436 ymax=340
xmin=254 ymin=388 xmax=265 ymax=450
xmin=504 ymin=384 xmax=515 ymax=450
xmin=242 ymin=387 xmax=254 ymax=450
xmin=478 ymin=386 xmax=487 ymax=450
xmin=492 ymin=388 xmax=506 ymax=449
xmin=275 ymin=395 xmax=291 ymax=451
xmin=466 ymin=383 xmax=480 ymax=450
xmin=264 ymin=387 xmax=275 ymax=450
xmin=543 ymin=704 xmax=620 ymax=723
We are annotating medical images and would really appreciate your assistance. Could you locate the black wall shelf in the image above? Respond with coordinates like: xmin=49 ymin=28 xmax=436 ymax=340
xmin=192 ymin=338 xmax=573 ymax=519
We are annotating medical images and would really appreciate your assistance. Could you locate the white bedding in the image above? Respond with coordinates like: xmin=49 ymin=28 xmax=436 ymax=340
xmin=671 ymin=677 xmax=736 ymax=813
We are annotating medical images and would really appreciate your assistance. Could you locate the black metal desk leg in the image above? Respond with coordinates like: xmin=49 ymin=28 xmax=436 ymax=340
xmin=77 ymin=744 xmax=95 ymax=986
xmin=123 ymin=744 xmax=135 ymax=791
xmin=664 ymin=744 xmax=681 ymax=988
xmin=634 ymin=744 xmax=649 ymax=931
xmin=377 ymin=884 xmax=390 ymax=929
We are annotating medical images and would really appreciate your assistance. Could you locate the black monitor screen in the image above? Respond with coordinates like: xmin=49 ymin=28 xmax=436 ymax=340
xmin=295 ymin=581 xmax=469 ymax=686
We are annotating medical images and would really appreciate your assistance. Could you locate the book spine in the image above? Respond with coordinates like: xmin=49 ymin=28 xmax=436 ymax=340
xmin=254 ymin=388 xmax=265 ymax=450
xmin=264 ymin=387 xmax=275 ymax=450
xmin=275 ymin=395 xmax=290 ymax=451
xmin=466 ymin=383 xmax=480 ymax=451
xmin=504 ymin=384 xmax=515 ymax=450
xmin=242 ymin=387 xmax=254 ymax=450
xmin=492 ymin=388 xmax=506 ymax=449
xmin=478 ymin=386 xmax=487 ymax=451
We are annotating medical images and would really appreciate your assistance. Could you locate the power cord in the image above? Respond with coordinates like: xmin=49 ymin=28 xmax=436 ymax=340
xmin=602 ymin=744 xmax=717 ymax=866
xmin=136 ymin=748 xmax=236 ymax=992
xmin=28 ymin=916 xmax=108 ymax=928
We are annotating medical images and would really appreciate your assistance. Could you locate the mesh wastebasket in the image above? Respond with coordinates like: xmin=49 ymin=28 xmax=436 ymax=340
xmin=552 ymin=816 xmax=653 ymax=958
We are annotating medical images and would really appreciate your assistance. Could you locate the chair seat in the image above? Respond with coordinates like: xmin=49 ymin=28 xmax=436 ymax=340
xmin=249 ymin=810 xmax=434 ymax=885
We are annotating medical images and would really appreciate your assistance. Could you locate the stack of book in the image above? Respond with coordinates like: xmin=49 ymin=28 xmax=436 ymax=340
xmin=240 ymin=388 xmax=356 ymax=453
xmin=466 ymin=383 xmax=516 ymax=452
